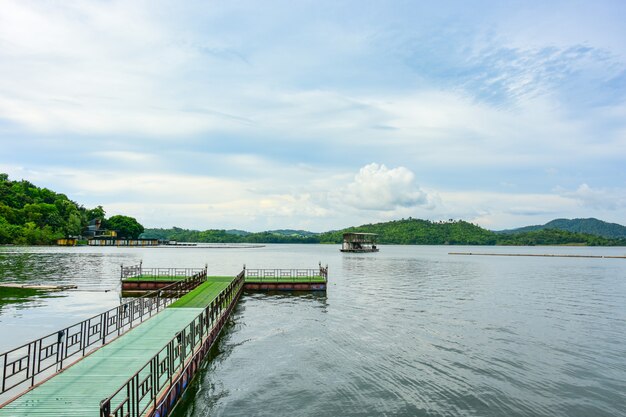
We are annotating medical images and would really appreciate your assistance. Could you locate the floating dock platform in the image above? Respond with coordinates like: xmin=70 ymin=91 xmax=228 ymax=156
xmin=0 ymin=263 xmax=328 ymax=417
xmin=121 ymin=264 xmax=329 ymax=294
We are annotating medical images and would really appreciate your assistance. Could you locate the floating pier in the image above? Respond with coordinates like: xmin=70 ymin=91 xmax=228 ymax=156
xmin=119 ymin=263 xmax=210 ymax=295
xmin=0 ymin=262 xmax=328 ymax=417
xmin=243 ymin=264 xmax=328 ymax=291
xmin=0 ymin=283 xmax=78 ymax=291
xmin=121 ymin=263 xmax=329 ymax=295
xmin=449 ymin=252 xmax=626 ymax=259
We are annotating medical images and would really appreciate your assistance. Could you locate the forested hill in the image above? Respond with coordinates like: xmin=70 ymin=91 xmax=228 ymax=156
xmin=317 ymin=219 xmax=496 ymax=244
xmin=497 ymin=218 xmax=626 ymax=239
xmin=143 ymin=219 xmax=626 ymax=246
xmin=0 ymin=173 xmax=143 ymax=244
xmin=141 ymin=227 xmax=320 ymax=243
xmin=2 ymin=172 xmax=623 ymax=247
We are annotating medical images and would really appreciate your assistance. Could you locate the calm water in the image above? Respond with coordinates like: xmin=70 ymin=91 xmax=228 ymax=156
xmin=1 ymin=245 xmax=625 ymax=416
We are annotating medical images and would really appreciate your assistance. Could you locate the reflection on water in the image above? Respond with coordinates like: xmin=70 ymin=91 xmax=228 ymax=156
xmin=174 ymin=245 xmax=626 ymax=417
xmin=1 ymin=245 xmax=626 ymax=416
xmin=0 ymin=249 xmax=130 ymax=290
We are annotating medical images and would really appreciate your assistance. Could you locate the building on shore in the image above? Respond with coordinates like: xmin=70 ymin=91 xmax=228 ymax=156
xmin=56 ymin=237 xmax=78 ymax=246
xmin=88 ymin=237 xmax=160 ymax=247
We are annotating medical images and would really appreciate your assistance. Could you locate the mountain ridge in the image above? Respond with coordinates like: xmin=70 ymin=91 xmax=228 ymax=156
xmin=142 ymin=218 xmax=626 ymax=246
xmin=496 ymin=218 xmax=626 ymax=239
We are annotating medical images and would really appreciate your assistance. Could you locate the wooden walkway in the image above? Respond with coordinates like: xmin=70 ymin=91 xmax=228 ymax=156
xmin=0 ymin=277 xmax=235 ymax=417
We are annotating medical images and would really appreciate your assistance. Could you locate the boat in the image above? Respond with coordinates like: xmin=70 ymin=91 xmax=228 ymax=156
xmin=340 ymin=232 xmax=380 ymax=252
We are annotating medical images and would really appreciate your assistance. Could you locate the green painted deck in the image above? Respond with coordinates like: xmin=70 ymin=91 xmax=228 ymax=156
xmin=245 ymin=275 xmax=326 ymax=283
xmin=0 ymin=275 xmax=238 ymax=417
xmin=122 ymin=275 xmax=233 ymax=282
xmin=168 ymin=278 xmax=233 ymax=308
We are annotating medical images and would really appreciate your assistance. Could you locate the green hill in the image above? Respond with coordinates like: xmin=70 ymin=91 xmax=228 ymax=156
xmin=317 ymin=218 xmax=497 ymax=245
xmin=144 ymin=218 xmax=625 ymax=246
xmin=141 ymin=227 xmax=319 ymax=243
xmin=498 ymin=218 xmax=626 ymax=239
xmin=496 ymin=228 xmax=623 ymax=246
xmin=4 ymin=171 xmax=624 ymax=247
xmin=267 ymin=229 xmax=319 ymax=237
xmin=0 ymin=173 xmax=143 ymax=244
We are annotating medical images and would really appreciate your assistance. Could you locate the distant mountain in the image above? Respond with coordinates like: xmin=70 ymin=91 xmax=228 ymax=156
xmin=141 ymin=218 xmax=626 ymax=246
xmin=497 ymin=218 xmax=626 ymax=239
xmin=267 ymin=229 xmax=318 ymax=237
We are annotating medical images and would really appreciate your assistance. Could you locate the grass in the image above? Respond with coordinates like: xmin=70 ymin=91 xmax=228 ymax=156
xmin=168 ymin=277 xmax=235 ymax=309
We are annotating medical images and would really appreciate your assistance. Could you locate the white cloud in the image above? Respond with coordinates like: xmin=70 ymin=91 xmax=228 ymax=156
xmin=337 ymin=163 xmax=431 ymax=211
xmin=559 ymin=183 xmax=626 ymax=211
xmin=1 ymin=1 xmax=626 ymax=232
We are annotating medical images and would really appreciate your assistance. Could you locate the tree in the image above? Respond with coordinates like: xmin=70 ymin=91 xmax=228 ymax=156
xmin=107 ymin=215 xmax=144 ymax=239
xmin=86 ymin=205 xmax=106 ymax=221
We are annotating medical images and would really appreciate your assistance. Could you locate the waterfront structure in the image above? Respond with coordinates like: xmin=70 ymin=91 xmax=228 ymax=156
xmin=121 ymin=264 xmax=328 ymax=294
xmin=56 ymin=237 xmax=78 ymax=246
xmin=88 ymin=237 xmax=159 ymax=246
xmin=0 ymin=263 xmax=328 ymax=417
xmin=83 ymin=219 xmax=117 ymax=238
xmin=340 ymin=232 xmax=380 ymax=252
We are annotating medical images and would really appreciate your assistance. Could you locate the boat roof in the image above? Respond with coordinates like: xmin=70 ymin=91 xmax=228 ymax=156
xmin=343 ymin=232 xmax=378 ymax=236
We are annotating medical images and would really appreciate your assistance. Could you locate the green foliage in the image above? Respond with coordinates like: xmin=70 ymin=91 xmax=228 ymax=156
xmin=495 ymin=228 xmax=624 ymax=246
xmin=107 ymin=215 xmax=145 ymax=239
xmin=86 ymin=205 xmax=106 ymax=221
xmin=0 ymin=173 xmax=141 ymax=245
xmin=3 ymin=172 xmax=622 ymax=248
xmin=141 ymin=228 xmax=319 ymax=243
xmin=317 ymin=218 xmax=498 ymax=245
xmin=498 ymin=218 xmax=626 ymax=239
xmin=143 ymin=218 xmax=626 ymax=246
xmin=0 ymin=174 xmax=88 ymax=244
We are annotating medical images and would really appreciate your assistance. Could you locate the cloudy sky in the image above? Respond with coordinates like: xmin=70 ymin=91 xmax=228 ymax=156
xmin=1 ymin=0 xmax=625 ymax=231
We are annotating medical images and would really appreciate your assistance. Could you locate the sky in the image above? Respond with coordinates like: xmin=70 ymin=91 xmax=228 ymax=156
xmin=1 ymin=0 xmax=625 ymax=232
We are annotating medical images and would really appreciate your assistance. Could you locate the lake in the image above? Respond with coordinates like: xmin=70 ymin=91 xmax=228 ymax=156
xmin=1 ymin=244 xmax=625 ymax=416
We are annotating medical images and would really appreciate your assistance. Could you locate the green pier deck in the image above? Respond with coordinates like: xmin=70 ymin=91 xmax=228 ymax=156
xmin=244 ymin=275 xmax=326 ymax=283
xmin=0 ymin=276 xmax=237 ymax=417
xmin=122 ymin=275 xmax=234 ymax=282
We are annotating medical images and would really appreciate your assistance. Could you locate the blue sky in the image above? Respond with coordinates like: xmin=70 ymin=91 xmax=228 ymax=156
xmin=1 ymin=0 xmax=625 ymax=231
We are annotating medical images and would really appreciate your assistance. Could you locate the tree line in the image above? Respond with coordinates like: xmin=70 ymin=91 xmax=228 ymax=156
xmin=0 ymin=174 xmax=144 ymax=244
xmin=2 ymin=173 xmax=624 ymax=246
xmin=143 ymin=218 xmax=626 ymax=246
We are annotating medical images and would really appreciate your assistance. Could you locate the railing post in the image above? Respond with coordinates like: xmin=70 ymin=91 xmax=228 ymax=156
xmin=57 ymin=329 xmax=65 ymax=370
xmin=1 ymin=351 xmax=6 ymax=393
xmin=100 ymin=398 xmax=111 ymax=417
xmin=133 ymin=373 xmax=139 ymax=417
xmin=103 ymin=312 xmax=110 ymax=345
xmin=180 ymin=330 xmax=186 ymax=363
xmin=151 ymin=356 xmax=158 ymax=411
xmin=30 ymin=340 xmax=38 ymax=387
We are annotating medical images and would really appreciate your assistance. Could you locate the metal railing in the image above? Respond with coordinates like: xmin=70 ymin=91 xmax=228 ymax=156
xmin=244 ymin=263 xmax=328 ymax=282
xmin=0 ymin=270 xmax=207 ymax=401
xmin=320 ymin=263 xmax=328 ymax=281
xmin=121 ymin=262 xmax=143 ymax=279
xmin=121 ymin=262 xmax=207 ymax=281
xmin=100 ymin=271 xmax=245 ymax=417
